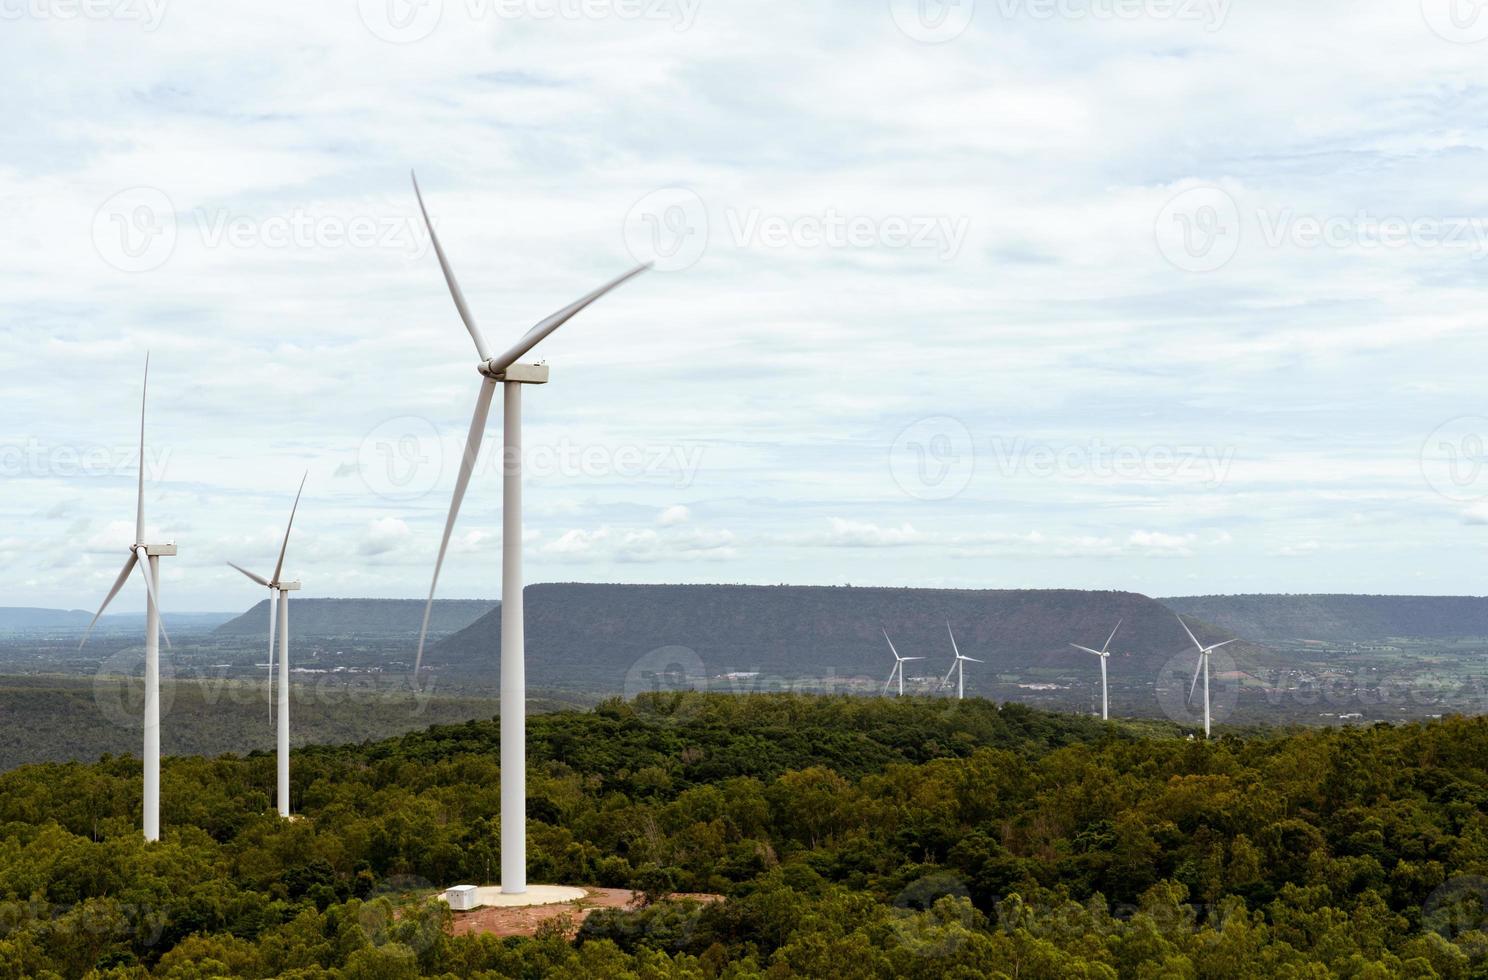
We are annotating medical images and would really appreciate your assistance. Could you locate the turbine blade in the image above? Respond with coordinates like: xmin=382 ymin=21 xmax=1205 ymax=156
xmin=1188 ymin=653 xmax=1204 ymax=703
xmin=411 ymin=171 xmax=492 ymax=362
xmin=134 ymin=549 xmax=171 ymax=650
xmin=79 ymin=553 xmax=138 ymax=649
xmin=946 ymin=622 xmax=961 ymax=658
xmin=1071 ymin=644 xmax=1105 ymax=658
xmin=488 ymin=264 xmax=651 ymax=374
xmin=1207 ymin=638 xmax=1238 ymax=651
xmin=414 ymin=377 xmax=497 ymax=677
xmin=902 ymin=657 xmax=925 ymax=661
xmin=136 ymin=353 xmax=148 ymax=546
xmin=883 ymin=629 xmax=902 ymax=662
xmin=1103 ymin=619 xmax=1122 ymax=653
xmin=882 ymin=663 xmax=897 ymax=697
xmin=1176 ymin=615 xmax=1204 ymax=652
xmin=939 ymin=660 xmax=958 ymax=690
xmin=961 ymin=656 xmax=985 ymax=664
xmin=228 ymin=562 xmax=270 ymax=588
xmin=267 ymin=589 xmax=278 ymax=725
xmin=271 ymin=472 xmax=307 ymax=586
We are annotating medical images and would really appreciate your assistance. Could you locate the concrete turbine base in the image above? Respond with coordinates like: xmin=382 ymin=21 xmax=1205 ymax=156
xmin=460 ymin=885 xmax=588 ymax=909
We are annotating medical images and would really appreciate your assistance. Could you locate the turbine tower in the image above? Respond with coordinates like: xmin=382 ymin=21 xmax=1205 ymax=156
xmin=410 ymin=172 xmax=650 ymax=895
xmin=939 ymin=623 xmax=983 ymax=700
xmin=228 ymin=474 xmax=306 ymax=818
xmin=1070 ymin=619 xmax=1120 ymax=720
xmin=79 ymin=356 xmax=175 ymax=842
xmin=880 ymin=630 xmax=924 ymax=696
xmin=1177 ymin=615 xmax=1236 ymax=738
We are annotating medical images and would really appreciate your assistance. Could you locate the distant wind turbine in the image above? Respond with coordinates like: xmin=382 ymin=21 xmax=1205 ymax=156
xmin=1177 ymin=615 xmax=1237 ymax=738
xmin=939 ymin=623 xmax=983 ymax=700
xmin=227 ymin=474 xmax=306 ymax=818
xmin=79 ymin=355 xmax=175 ymax=842
xmin=410 ymin=171 xmax=650 ymax=896
xmin=1070 ymin=619 xmax=1120 ymax=720
xmin=881 ymin=630 xmax=924 ymax=696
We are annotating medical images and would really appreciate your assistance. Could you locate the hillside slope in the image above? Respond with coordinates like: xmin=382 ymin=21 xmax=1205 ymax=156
xmin=1163 ymin=594 xmax=1488 ymax=643
xmin=432 ymin=583 xmax=1244 ymax=686
xmin=214 ymin=598 xmax=497 ymax=637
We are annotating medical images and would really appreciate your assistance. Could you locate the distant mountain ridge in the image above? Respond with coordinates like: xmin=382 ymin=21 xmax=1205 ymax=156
xmin=213 ymin=598 xmax=497 ymax=637
xmin=1163 ymin=594 xmax=1488 ymax=644
xmin=0 ymin=608 xmax=235 ymax=632
xmin=431 ymin=583 xmax=1244 ymax=689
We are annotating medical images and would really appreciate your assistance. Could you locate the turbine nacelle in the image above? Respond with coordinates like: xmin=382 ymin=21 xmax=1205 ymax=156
xmin=478 ymin=361 xmax=551 ymax=384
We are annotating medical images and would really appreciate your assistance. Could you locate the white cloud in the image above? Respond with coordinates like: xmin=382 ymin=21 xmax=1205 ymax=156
xmin=657 ymin=505 xmax=691 ymax=527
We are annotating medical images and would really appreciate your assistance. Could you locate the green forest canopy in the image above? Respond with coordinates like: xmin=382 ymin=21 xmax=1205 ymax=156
xmin=2 ymin=694 xmax=1488 ymax=977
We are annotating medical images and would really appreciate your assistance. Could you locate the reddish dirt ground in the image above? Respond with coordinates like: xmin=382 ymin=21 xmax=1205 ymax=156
xmin=449 ymin=888 xmax=722 ymax=939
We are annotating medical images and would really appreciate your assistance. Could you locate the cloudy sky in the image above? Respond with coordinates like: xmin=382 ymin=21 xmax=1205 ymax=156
xmin=3 ymin=0 xmax=1488 ymax=611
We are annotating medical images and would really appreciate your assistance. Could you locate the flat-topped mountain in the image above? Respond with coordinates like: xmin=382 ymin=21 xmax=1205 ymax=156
xmin=430 ymin=583 xmax=1243 ymax=686
xmin=214 ymin=598 xmax=497 ymax=637
xmin=1163 ymin=594 xmax=1488 ymax=644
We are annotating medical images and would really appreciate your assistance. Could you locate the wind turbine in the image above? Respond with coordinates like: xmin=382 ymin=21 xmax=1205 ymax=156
xmin=79 ymin=355 xmax=175 ymax=843
xmin=881 ymin=630 xmax=924 ymax=696
xmin=939 ymin=623 xmax=983 ymax=700
xmin=410 ymin=172 xmax=650 ymax=896
xmin=1070 ymin=619 xmax=1120 ymax=720
xmin=1177 ymin=615 xmax=1237 ymax=738
xmin=227 ymin=474 xmax=306 ymax=818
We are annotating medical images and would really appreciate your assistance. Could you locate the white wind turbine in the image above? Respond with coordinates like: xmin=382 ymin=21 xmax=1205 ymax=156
xmin=1070 ymin=619 xmax=1120 ymax=721
xmin=410 ymin=172 xmax=650 ymax=896
xmin=1177 ymin=615 xmax=1237 ymax=738
xmin=881 ymin=630 xmax=924 ymax=697
xmin=939 ymin=623 xmax=983 ymax=700
xmin=227 ymin=474 xmax=306 ymax=818
xmin=79 ymin=356 xmax=175 ymax=843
